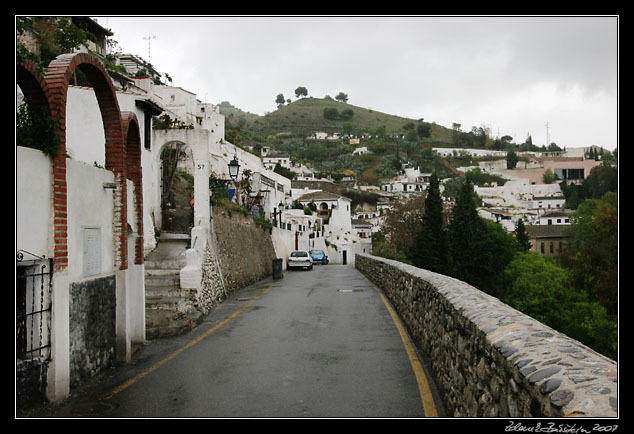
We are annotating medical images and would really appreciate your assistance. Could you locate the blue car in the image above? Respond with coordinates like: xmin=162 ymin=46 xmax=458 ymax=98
xmin=309 ymin=249 xmax=329 ymax=265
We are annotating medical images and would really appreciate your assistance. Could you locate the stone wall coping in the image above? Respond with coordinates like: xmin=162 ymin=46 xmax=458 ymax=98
xmin=356 ymin=253 xmax=617 ymax=418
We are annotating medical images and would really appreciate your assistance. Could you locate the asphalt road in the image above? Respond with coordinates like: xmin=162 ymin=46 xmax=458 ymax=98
xmin=22 ymin=264 xmax=444 ymax=418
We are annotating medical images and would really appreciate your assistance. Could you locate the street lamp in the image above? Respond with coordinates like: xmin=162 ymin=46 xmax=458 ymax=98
xmin=228 ymin=156 xmax=240 ymax=180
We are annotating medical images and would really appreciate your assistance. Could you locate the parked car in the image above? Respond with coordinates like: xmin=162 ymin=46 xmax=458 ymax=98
xmin=287 ymin=250 xmax=313 ymax=270
xmin=309 ymin=249 xmax=328 ymax=265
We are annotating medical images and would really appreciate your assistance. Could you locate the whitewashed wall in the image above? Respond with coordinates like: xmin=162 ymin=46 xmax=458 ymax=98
xmin=16 ymin=147 xmax=52 ymax=259
xmin=65 ymin=159 xmax=115 ymax=281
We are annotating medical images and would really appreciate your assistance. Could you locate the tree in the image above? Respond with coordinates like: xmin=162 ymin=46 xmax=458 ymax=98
xmin=583 ymin=164 xmax=618 ymax=200
xmin=480 ymin=219 xmax=522 ymax=295
xmin=340 ymin=109 xmax=354 ymax=120
xmin=275 ymin=93 xmax=286 ymax=106
xmin=405 ymin=129 xmax=418 ymax=143
xmin=500 ymin=251 xmax=616 ymax=360
xmin=560 ymin=164 xmax=617 ymax=209
xmin=18 ymin=17 xmax=94 ymax=70
xmin=561 ymin=192 xmax=618 ymax=315
xmin=445 ymin=177 xmax=521 ymax=295
xmin=379 ymin=194 xmax=426 ymax=259
xmin=447 ymin=179 xmax=486 ymax=286
xmin=500 ymin=252 xmax=582 ymax=332
xmin=470 ymin=125 xmax=489 ymax=147
xmin=506 ymin=150 xmax=519 ymax=169
xmin=413 ymin=172 xmax=449 ymax=274
xmin=375 ymin=125 xmax=387 ymax=139
xmin=273 ymin=163 xmax=295 ymax=180
xmin=543 ymin=168 xmax=557 ymax=184
xmin=514 ymin=218 xmax=532 ymax=251
xmin=323 ymin=107 xmax=339 ymax=120
xmin=295 ymin=86 xmax=308 ymax=98
xmin=416 ymin=122 xmax=431 ymax=140
xmin=335 ymin=92 xmax=348 ymax=103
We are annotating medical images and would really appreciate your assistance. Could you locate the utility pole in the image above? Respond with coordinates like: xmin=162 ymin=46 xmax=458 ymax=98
xmin=143 ymin=35 xmax=156 ymax=64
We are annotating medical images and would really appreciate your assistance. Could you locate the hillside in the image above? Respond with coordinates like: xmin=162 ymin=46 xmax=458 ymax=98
xmin=221 ymin=97 xmax=455 ymax=143
xmin=216 ymin=97 xmax=504 ymax=185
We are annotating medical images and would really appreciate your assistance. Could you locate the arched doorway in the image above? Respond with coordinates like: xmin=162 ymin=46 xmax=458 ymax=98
xmin=160 ymin=141 xmax=194 ymax=234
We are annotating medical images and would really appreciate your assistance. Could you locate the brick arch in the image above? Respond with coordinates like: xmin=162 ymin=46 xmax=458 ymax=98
xmin=42 ymin=52 xmax=129 ymax=271
xmin=16 ymin=61 xmax=51 ymax=110
xmin=121 ymin=112 xmax=144 ymax=265
xmin=16 ymin=60 xmax=69 ymax=270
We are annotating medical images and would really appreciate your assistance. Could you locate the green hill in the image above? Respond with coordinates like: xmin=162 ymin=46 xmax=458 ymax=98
xmin=224 ymin=96 xmax=455 ymax=144
xmin=216 ymin=97 xmax=498 ymax=185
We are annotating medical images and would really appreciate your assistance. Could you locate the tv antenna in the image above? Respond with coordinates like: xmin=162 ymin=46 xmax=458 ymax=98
xmin=143 ymin=35 xmax=156 ymax=63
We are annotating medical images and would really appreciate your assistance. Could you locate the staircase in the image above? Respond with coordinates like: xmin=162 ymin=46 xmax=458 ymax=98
xmin=144 ymin=233 xmax=203 ymax=339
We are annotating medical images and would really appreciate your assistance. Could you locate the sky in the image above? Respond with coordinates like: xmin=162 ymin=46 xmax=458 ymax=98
xmin=92 ymin=15 xmax=618 ymax=150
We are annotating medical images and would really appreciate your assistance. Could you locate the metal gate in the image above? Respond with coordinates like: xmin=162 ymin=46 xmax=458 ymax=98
xmin=16 ymin=251 xmax=52 ymax=362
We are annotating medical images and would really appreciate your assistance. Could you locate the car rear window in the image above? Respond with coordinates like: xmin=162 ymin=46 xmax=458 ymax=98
xmin=291 ymin=251 xmax=308 ymax=257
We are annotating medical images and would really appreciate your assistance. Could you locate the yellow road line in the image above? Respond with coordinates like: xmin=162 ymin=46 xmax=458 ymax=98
xmin=375 ymin=288 xmax=439 ymax=417
xmin=103 ymin=281 xmax=277 ymax=401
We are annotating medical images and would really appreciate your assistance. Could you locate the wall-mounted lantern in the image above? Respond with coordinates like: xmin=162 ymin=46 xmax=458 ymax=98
xmin=228 ymin=156 xmax=240 ymax=180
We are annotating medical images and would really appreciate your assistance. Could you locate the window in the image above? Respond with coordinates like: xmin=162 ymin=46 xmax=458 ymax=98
xmin=144 ymin=113 xmax=152 ymax=149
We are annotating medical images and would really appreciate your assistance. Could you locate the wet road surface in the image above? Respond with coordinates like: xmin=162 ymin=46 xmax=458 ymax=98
xmin=19 ymin=264 xmax=444 ymax=418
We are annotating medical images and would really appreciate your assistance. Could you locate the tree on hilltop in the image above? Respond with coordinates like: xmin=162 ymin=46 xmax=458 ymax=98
xmin=295 ymin=86 xmax=308 ymax=98
xmin=335 ymin=92 xmax=349 ymax=103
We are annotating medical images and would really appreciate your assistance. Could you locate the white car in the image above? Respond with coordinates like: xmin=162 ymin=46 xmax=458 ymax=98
xmin=287 ymin=250 xmax=313 ymax=270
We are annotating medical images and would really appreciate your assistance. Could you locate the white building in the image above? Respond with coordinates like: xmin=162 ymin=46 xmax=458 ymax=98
xmin=17 ymin=52 xmax=158 ymax=404
xmin=538 ymin=211 xmax=572 ymax=225
xmin=261 ymin=151 xmax=291 ymax=171
xmin=292 ymin=189 xmax=371 ymax=264
xmin=310 ymin=131 xmax=340 ymax=140
xmin=352 ymin=146 xmax=370 ymax=155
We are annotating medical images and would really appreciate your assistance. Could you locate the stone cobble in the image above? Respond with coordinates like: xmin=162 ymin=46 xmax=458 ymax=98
xmin=355 ymin=253 xmax=617 ymax=418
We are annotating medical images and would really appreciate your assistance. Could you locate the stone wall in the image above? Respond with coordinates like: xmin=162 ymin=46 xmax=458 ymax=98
xmin=355 ymin=253 xmax=617 ymax=418
xmin=197 ymin=206 xmax=277 ymax=313
xmin=69 ymin=276 xmax=116 ymax=388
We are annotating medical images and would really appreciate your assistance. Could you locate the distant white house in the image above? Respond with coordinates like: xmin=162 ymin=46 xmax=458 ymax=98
xmin=538 ymin=210 xmax=572 ymax=225
xmin=529 ymin=195 xmax=566 ymax=211
xmin=310 ymin=131 xmax=340 ymax=140
xmin=262 ymin=152 xmax=291 ymax=170
xmin=380 ymin=181 xmax=427 ymax=194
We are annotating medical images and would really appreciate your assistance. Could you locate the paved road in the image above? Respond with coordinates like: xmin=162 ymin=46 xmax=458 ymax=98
xmin=24 ymin=264 xmax=444 ymax=418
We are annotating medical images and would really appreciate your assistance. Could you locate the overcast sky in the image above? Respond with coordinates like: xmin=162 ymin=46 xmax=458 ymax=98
xmin=92 ymin=15 xmax=618 ymax=150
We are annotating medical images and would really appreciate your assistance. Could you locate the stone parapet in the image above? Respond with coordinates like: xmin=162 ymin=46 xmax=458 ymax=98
xmin=355 ymin=253 xmax=617 ymax=418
